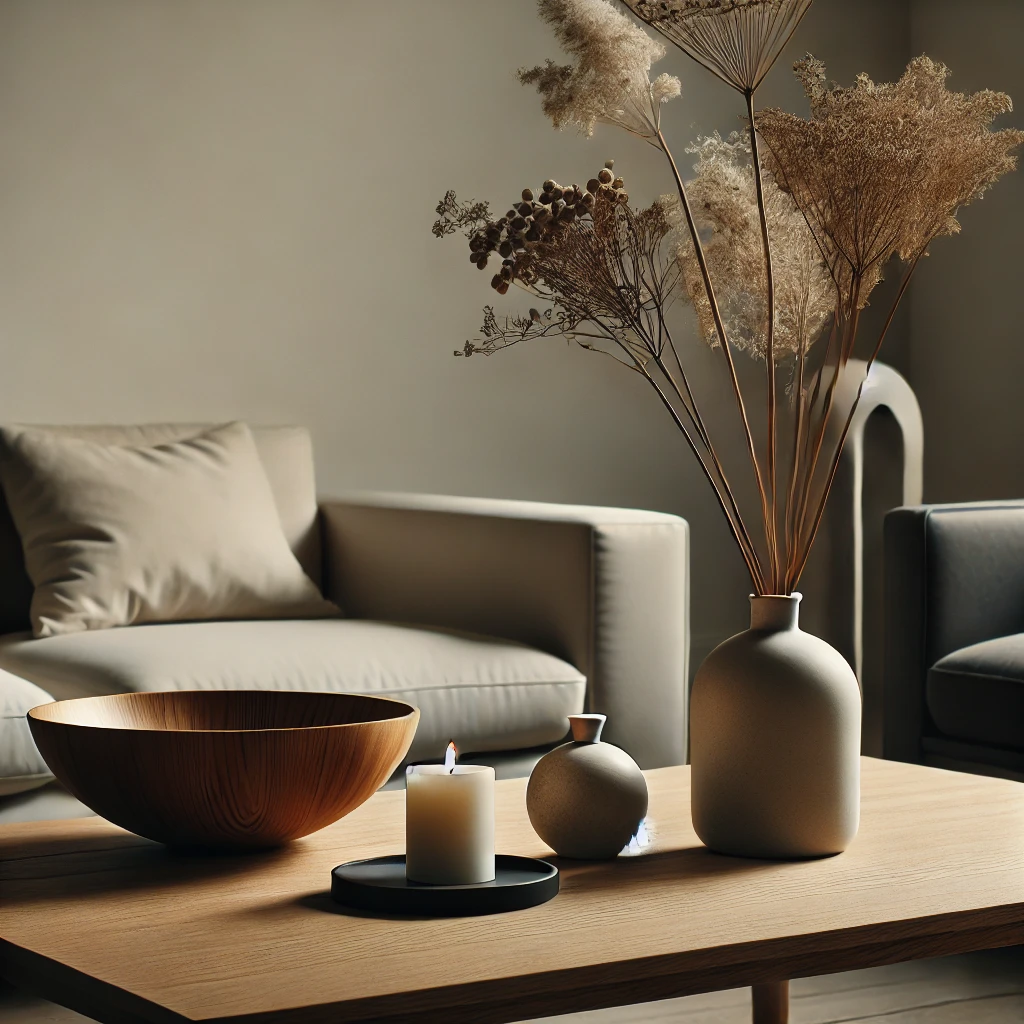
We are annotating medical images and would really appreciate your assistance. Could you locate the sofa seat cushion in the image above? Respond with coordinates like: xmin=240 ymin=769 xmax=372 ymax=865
xmin=0 ymin=670 xmax=55 ymax=796
xmin=0 ymin=620 xmax=586 ymax=762
xmin=927 ymin=633 xmax=1024 ymax=752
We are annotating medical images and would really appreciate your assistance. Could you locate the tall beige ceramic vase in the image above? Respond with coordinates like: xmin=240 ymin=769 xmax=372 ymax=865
xmin=690 ymin=594 xmax=861 ymax=859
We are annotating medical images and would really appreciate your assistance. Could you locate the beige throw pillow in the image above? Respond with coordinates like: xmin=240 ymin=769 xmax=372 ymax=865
xmin=0 ymin=422 xmax=337 ymax=638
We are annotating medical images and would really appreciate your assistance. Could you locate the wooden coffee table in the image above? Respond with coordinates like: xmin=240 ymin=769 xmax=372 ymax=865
xmin=1 ymin=758 xmax=1022 ymax=1024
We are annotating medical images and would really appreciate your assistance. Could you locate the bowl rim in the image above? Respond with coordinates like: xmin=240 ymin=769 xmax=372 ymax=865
xmin=27 ymin=689 xmax=420 ymax=734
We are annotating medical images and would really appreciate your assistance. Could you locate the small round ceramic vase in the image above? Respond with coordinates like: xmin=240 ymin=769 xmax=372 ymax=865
xmin=526 ymin=713 xmax=648 ymax=859
xmin=690 ymin=593 xmax=862 ymax=860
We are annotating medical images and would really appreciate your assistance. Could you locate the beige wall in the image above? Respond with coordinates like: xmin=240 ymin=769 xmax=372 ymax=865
xmin=911 ymin=0 xmax=1024 ymax=503
xmin=0 ymin=0 xmax=910 ymax=666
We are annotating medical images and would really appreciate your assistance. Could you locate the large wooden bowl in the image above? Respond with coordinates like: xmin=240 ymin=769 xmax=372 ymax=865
xmin=28 ymin=690 xmax=419 ymax=849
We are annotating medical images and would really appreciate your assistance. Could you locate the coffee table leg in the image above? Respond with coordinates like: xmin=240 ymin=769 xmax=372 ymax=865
xmin=751 ymin=980 xmax=789 ymax=1023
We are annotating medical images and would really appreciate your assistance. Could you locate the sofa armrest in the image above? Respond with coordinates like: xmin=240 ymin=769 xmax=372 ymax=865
xmin=320 ymin=493 xmax=689 ymax=768
xmin=884 ymin=500 xmax=1024 ymax=763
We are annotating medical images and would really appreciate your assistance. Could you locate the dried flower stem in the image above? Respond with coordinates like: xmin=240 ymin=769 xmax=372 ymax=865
xmin=745 ymin=88 xmax=780 ymax=591
xmin=653 ymin=344 xmax=766 ymax=583
xmin=657 ymin=127 xmax=774 ymax=585
xmin=637 ymin=357 xmax=767 ymax=586
xmin=580 ymin=297 xmax=767 ymax=585
xmin=787 ymin=254 xmax=923 ymax=588
xmin=789 ymin=279 xmax=862 ymax=579
xmin=783 ymin=308 xmax=826 ymax=568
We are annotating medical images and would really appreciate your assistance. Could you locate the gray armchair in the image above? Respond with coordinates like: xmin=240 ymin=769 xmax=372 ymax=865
xmin=884 ymin=500 xmax=1024 ymax=779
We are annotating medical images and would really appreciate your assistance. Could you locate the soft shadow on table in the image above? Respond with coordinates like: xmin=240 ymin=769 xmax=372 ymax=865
xmin=0 ymin=831 xmax=302 ymax=903
xmin=546 ymin=843 xmax=786 ymax=896
xmin=293 ymin=891 xmax=440 ymax=922
xmin=266 ymin=845 xmax=782 ymax=923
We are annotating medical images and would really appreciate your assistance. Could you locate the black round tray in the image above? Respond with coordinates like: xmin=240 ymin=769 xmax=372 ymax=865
xmin=330 ymin=854 xmax=558 ymax=916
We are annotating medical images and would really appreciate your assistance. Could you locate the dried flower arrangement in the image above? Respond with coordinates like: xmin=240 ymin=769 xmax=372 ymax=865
xmin=433 ymin=0 xmax=1024 ymax=595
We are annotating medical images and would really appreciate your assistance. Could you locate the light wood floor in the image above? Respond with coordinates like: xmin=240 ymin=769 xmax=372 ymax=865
xmin=2 ymin=947 xmax=1021 ymax=1023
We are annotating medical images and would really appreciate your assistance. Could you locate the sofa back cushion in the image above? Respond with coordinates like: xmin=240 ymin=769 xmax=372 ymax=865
xmin=0 ymin=423 xmax=321 ymax=634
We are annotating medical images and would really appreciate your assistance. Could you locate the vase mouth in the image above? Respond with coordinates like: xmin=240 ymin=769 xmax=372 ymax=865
xmin=748 ymin=593 xmax=801 ymax=631
xmin=569 ymin=713 xmax=606 ymax=744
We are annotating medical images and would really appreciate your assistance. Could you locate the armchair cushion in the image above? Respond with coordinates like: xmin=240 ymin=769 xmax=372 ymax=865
xmin=884 ymin=501 xmax=1024 ymax=763
xmin=927 ymin=633 xmax=1024 ymax=752
xmin=0 ymin=619 xmax=586 ymax=763
xmin=0 ymin=422 xmax=335 ymax=637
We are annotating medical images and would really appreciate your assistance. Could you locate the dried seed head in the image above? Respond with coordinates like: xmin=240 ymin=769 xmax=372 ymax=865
xmin=629 ymin=0 xmax=813 ymax=94
xmin=587 ymin=178 xmax=601 ymax=193
xmin=522 ymin=188 xmax=535 ymax=202
xmin=598 ymin=168 xmax=613 ymax=184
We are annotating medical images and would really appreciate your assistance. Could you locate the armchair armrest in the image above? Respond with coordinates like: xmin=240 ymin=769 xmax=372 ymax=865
xmin=884 ymin=500 xmax=1024 ymax=763
xmin=320 ymin=493 xmax=689 ymax=768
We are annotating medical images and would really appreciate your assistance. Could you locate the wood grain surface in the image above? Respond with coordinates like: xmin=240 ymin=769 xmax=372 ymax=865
xmin=27 ymin=691 xmax=419 ymax=849
xmin=1 ymin=759 xmax=1023 ymax=1024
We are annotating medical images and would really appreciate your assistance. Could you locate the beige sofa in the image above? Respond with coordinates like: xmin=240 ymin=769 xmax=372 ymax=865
xmin=0 ymin=424 xmax=689 ymax=819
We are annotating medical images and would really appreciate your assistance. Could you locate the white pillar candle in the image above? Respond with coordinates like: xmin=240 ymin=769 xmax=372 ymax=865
xmin=405 ymin=742 xmax=495 ymax=885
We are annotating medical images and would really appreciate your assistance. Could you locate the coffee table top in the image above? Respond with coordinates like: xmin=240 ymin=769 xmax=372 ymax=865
xmin=1 ymin=758 xmax=1023 ymax=1024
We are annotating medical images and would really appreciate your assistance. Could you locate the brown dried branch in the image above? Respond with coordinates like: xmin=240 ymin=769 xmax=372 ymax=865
xmin=756 ymin=54 xmax=1024 ymax=586
xmin=434 ymin=164 xmax=765 ymax=582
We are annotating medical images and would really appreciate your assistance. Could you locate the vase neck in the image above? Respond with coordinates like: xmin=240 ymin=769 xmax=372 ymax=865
xmin=749 ymin=594 xmax=801 ymax=632
xmin=569 ymin=714 xmax=605 ymax=743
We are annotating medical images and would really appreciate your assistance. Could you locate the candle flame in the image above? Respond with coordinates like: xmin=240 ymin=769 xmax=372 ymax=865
xmin=444 ymin=740 xmax=457 ymax=774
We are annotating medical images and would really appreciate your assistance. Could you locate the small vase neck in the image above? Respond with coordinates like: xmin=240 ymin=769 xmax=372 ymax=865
xmin=749 ymin=594 xmax=801 ymax=632
xmin=569 ymin=714 xmax=606 ymax=743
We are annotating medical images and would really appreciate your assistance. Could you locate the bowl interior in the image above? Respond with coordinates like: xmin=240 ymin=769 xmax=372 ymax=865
xmin=29 ymin=690 xmax=415 ymax=732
